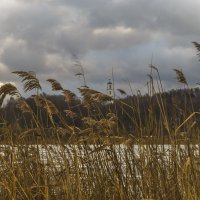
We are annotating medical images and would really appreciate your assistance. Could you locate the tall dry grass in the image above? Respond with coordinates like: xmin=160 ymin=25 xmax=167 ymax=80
xmin=0 ymin=43 xmax=199 ymax=199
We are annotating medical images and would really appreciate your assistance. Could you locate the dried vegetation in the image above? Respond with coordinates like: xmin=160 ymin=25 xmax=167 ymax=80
xmin=0 ymin=43 xmax=199 ymax=199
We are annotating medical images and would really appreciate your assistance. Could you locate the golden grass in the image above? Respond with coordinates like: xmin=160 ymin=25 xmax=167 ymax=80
xmin=0 ymin=55 xmax=199 ymax=199
xmin=0 ymin=137 xmax=199 ymax=199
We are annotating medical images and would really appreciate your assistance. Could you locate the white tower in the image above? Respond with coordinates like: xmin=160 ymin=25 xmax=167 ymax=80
xmin=107 ymin=79 xmax=113 ymax=98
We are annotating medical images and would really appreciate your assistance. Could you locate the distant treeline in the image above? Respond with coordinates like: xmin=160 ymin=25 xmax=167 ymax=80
xmin=0 ymin=87 xmax=200 ymax=137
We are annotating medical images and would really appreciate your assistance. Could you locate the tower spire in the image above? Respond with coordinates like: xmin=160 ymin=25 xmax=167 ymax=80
xmin=107 ymin=79 xmax=113 ymax=98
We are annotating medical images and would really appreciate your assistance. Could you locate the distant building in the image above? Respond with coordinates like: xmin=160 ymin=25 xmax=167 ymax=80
xmin=107 ymin=79 xmax=114 ymax=98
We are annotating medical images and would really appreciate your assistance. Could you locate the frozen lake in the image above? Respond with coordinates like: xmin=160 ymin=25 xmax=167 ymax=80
xmin=0 ymin=144 xmax=199 ymax=167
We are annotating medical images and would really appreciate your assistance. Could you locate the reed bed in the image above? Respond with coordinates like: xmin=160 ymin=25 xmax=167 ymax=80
xmin=0 ymin=140 xmax=199 ymax=199
xmin=0 ymin=43 xmax=200 ymax=199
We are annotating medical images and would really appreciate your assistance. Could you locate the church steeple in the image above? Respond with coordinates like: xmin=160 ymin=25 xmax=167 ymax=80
xmin=107 ymin=79 xmax=113 ymax=98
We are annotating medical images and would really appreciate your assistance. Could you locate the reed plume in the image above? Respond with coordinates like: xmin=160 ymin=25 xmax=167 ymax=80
xmin=117 ymin=89 xmax=127 ymax=96
xmin=64 ymin=110 xmax=77 ymax=118
xmin=107 ymin=112 xmax=117 ymax=121
xmin=32 ymin=95 xmax=46 ymax=107
xmin=79 ymin=88 xmax=113 ymax=104
xmin=12 ymin=71 xmax=42 ymax=93
xmin=0 ymin=83 xmax=20 ymax=107
xmin=107 ymin=113 xmax=118 ymax=129
xmin=98 ymin=118 xmax=116 ymax=131
xmin=62 ymin=90 xmax=76 ymax=103
xmin=46 ymin=79 xmax=63 ymax=91
xmin=44 ymin=99 xmax=59 ymax=115
xmin=174 ymin=69 xmax=188 ymax=85
xmin=82 ymin=117 xmax=97 ymax=127
xmin=192 ymin=42 xmax=200 ymax=59
xmin=78 ymin=88 xmax=97 ymax=106
xmin=16 ymin=99 xmax=33 ymax=114
xmin=33 ymin=95 xmax=58 ymax=115
xmin=91 ymin=92 xmax=113 ymax=102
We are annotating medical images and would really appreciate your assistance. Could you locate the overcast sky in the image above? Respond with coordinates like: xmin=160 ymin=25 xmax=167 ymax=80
xmin=0 ymin=0 xmax=200 ymax=96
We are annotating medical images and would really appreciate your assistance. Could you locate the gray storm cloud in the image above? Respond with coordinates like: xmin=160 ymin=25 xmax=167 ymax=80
xmin=0 ymin=0 xmax=200 ymax=94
